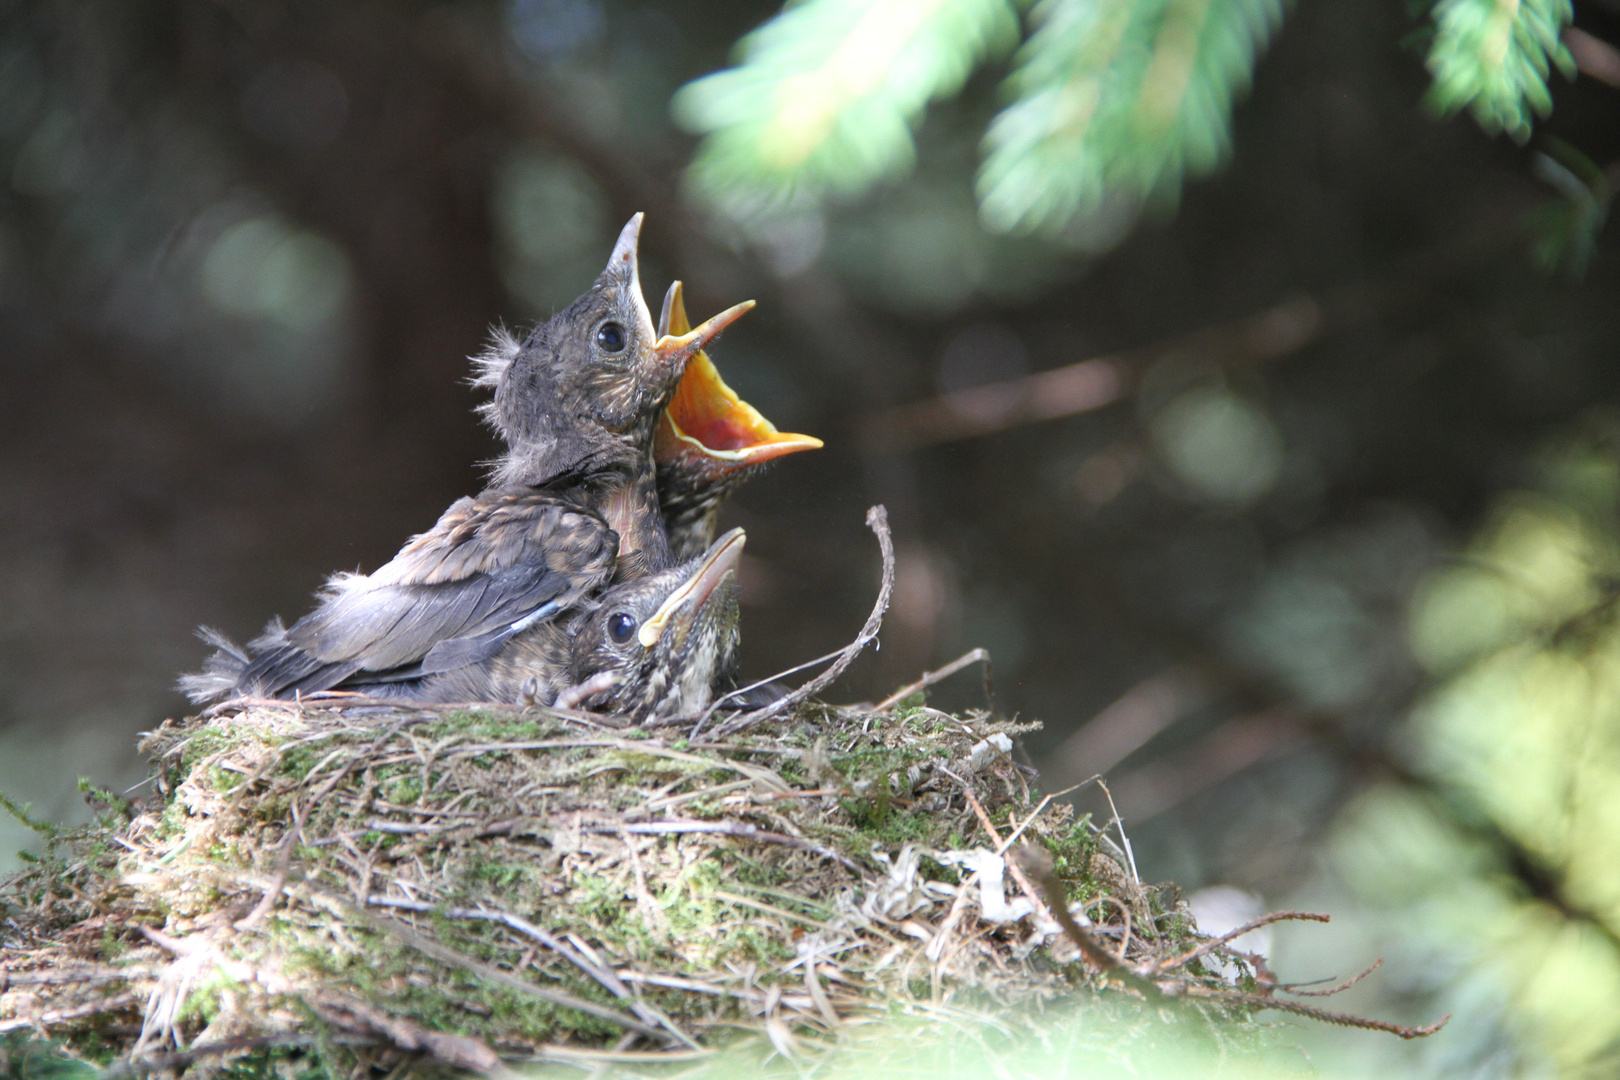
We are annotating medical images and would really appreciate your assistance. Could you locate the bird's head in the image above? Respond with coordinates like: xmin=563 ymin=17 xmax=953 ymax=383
xmin=563 ymin=527 xmax=745 ymax=723
xmin=476 ymin=215 xmax=753 ymax=485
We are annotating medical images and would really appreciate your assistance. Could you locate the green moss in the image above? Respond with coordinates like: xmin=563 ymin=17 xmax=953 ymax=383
xmin=205 ymin=764 xmax=243 ymax=794
xmin=724 ymin=851 xmax=795 ymax=891
xmin=568 ymin=871 xmax=630 ymax=928
xmin=174 ymin=725 xmax=258 ymax=773
xmin=0 ymin=793 xmax=59 ymax=844
xmin=466 ymin=855 xmax=544 ymax=893
xmin=312 ymin=942 xmax=557 ymax=1042
xmin=215 ymin=1045 xmax=330 ymax=1080
xmin=0 ymin=1033 xmax=100 ymax=1080
xmin=846 ymin=802 xmax=940 ymax=848
xmin=381 ymin=776 xmax=423 ymax=804
xmin=831 ymin=745 xmax=935 ymax=778
xmin=1044 ymin=814 xmax=1099 ymax=886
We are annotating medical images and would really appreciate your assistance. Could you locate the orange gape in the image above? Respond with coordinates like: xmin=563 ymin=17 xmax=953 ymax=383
xmin=655 ymin=281 xmax=822 ymax=467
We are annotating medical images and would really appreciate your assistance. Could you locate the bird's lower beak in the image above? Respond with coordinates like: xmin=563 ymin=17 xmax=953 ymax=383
xmin=655 ymin=282 xmax=824 ymax=469
xmin=638 ymin=527 xmax=746 ymax=648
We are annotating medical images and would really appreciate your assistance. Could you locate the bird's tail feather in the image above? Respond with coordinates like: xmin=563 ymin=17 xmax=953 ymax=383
xmin=247 ymin=616 xmax=290 ymax=653
xmin=176 ymin=626 xmax=255 ymax=703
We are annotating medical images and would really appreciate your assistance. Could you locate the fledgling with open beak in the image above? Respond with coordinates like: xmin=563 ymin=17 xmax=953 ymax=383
xmin=400 ymin=528 xmax=746 ymax=723
xmin=181 ymin=215 xmax=751 ymax=704
xmin=653 ymin=282 xmax=822 ymax=561
xmin=474 ymin=221 xmax=754 ymax=576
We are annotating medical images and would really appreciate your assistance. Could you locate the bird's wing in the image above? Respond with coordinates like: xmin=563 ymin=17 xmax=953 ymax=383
xmin=240 ymin=493 xmax=616 ymax=696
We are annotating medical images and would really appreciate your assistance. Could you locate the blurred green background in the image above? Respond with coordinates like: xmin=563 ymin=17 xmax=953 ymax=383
xmin=1 ymin=0 xmax=1618 ymax=1074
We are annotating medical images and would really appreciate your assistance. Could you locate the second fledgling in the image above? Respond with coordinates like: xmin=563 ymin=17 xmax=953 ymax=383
xmin=379 ymin=528 xmax=746 ymax=723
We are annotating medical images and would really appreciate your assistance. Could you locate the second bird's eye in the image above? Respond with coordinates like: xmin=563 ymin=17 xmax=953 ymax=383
xmin=596 ymin=322 xmax=627 ymax=353
xmin=608 ymin=612 xmax=637 ymax=644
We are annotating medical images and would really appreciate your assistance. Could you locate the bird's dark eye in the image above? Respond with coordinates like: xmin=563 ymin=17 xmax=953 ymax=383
xmin=608 ymin=612 xmax=637 ymax=644
xmin=596 ymin=322 xmax=627 ymax=353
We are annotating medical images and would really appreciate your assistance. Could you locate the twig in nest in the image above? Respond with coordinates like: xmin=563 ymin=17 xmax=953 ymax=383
xmin=364 ymin=897 xmax=694 ymax=1048
xmin=1013 ymin=844 xmax=1164 ymax=1001
xmin=1188 ymin=987 xmax=1449 ymax=1039
xmin=1150 ymin=910 xmax=1331 ymax=975
xmin=532 ymin=1043 xmax=713 ymax=1065
xmin=366 ymin=903 xmax=625 ymax=1006
xmin=0 ymin=968 xmax=132 ymax=990
xmin=871 ymin=648 xmax=997 ymax=714
xmin=0 ymin=991 xmax=140 ymax=1033
xmin=1095 ymin=778 xmax=1141 ymax=888
xmin=944 ymin=774 xmax=1045 ymax=918
xmin=589 ymin=1033 xmax=640 ymax=1080
xmin=1280 ymin=958 xmax=1384 ymax=997
xmin=706 ymin=505 xmax=896 ymax=739
xmin=670 ymin=646 xmax=851 ymax=729
xmin=582 ymin=819 xmax=865 ymax=875
xmin=100 ymin=1034 xmax=318 ymax=1079
xmin=302 ymin=987 xmax=511 ymax=1075
xmin=365 ymin=912 xmax=665 ymax=1039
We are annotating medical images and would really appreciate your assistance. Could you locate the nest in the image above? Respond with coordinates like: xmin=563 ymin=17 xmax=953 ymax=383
xmin=0 ymin=508 xmax=1443 ymax=1076
xmin=0 ymin=682 xmax=1368 ymax=1077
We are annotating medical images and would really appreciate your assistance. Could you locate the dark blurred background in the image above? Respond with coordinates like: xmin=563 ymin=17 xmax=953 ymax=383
xmin=3 ymin=0 xmax=1619 ymax=1073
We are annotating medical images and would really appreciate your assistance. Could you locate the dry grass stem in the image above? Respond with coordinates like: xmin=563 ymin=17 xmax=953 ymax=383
xmin=710 ymin=506 xmax=895 ymax=737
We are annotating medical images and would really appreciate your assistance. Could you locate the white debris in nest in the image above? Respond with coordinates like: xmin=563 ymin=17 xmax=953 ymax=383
xmin=965 ymin=732 xmax=1013 ymax=773
xmin=837 ymin=845 xmax=954 ymax=927
xmin=937 ymin=848 xmax=1036 ymax=924
xmin=935 ymin=847 xmax=1105 ymax=964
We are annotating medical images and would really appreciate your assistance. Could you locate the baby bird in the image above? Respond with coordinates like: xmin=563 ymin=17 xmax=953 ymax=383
xmin=182 ymin=215 xmax=749 ymax=703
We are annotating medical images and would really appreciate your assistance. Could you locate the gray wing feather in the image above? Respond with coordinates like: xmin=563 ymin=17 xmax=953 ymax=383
xmin=236 ymin=494 xmax=615 ymax=698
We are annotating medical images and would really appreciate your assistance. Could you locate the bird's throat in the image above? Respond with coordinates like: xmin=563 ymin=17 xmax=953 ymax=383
xmin=601 ymin=468 xmax=672 ymax=579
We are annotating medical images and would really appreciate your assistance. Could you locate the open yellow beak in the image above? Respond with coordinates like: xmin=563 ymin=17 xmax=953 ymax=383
xmin=650 ymin=295 xmax=755 ymax=380
xmin=655 ymin=282 xmax=823 ymax=467
xmin=638 ymin=527 xmax=747 ymax=648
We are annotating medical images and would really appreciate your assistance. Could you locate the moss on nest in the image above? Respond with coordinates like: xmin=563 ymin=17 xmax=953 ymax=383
xmin=0 ymin=695 xmax=1415 ymax=1078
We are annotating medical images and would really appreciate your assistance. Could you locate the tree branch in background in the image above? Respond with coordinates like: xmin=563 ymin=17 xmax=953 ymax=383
xmin=861 ymin=214 xmax=1526 ymax=452
xmin=1565 ymin=27 xmax=1620 ymax=90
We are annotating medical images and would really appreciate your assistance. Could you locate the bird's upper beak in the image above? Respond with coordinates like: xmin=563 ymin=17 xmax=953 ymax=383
xmin=638 ymin=527 xmax=746 ymax=648
xmin=604 ymin=213 xmax=656 ymax=343
xmin=654 ymin=282 xmax=824 ymax=470
xmin=650 ymin=291 xmax=755 ymax=385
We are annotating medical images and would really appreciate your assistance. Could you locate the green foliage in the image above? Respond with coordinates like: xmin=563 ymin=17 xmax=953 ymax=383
xmin=676 ymin=0 xmax=1590 ymax=251
xmin=978 ymin=0 xmax=1288 ymax=233
xmin=1043 ymin=812 xmax=1098 ymax=882
xmin=1421 ymin=0 xmax=1575 ymax=142
xmin=674 ymin=0 xmax=1287 ymax=237
xmin=1340 ymin=420 xmax=1620 ymax=1075
xmin=1526 ymin=139 xmax=1612 ymax=278
xmin=674 ymin=0 xmax=1020 ymax=202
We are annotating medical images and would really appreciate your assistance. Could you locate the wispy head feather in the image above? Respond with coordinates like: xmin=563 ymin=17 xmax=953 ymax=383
xmin=469 ymin=325 xmax=523 ymax=436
